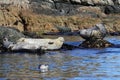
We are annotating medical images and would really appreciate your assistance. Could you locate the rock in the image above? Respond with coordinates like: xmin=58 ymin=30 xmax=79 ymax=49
xmin=55 ymin=26 xmax=71 ymax=33
xmin=79 ymin=23 xmax=113 ymax=48
xmin=113 ymin=0 xmax=120 ymax=5
xmin=0 ymin=0 xmax=30 ymax=9
xmin=70 ymin=0 xmax=81 ymax=4
xmin=0 ymin=0 xmax=120 ymax=36
xmin=0 ymin=26 xmax=25 ymax=45
xmin=69 ymin=0 xmax=114 ymax=5
xmin=104 ymin=5 xmax=120 ymax=14
xmin=81 ymin=0 xmax=94 ymax=5
xmin=80 ymin=39 xmax=113 ymax=48
xmin=23 ymin=31 xmax=43 ymax=38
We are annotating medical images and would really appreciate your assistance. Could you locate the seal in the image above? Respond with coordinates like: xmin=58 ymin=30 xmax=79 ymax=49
xmin=17 ymin=37 xmax=65 ymax=50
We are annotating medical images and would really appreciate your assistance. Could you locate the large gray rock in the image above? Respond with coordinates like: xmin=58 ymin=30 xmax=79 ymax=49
xmin=28 ymin=0 xmax=119 ymax=16
xmin=104 ymin=5 xmax=120 ymax=14
xmin=113 ymin=0 xmax=120 ymax=5
xmin=0 ymin=26 xmax=25 ymax=45
xmin=0 ymin=0 xmax=30 ymax=9
xmin=70 ymin=0 xmax=81 ymax=4
xmin=60 ymin=0 xmax=114 ymax=5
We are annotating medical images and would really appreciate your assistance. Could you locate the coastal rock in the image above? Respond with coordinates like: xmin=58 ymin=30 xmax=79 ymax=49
xmin=79 ymin=23 xmax=113 ymax=48
xmin=104 ymin=5 xmax=120 ymax=14
xmin=0 ymin=0 xmax=30 ymax=9
xmin=70 ymin=0 xmax=81 ymax=4
xmin=0 ymin=26 xmax=25 ymax=45
xmin=80 ymin=39 xmax=113 ymax=48
xmin=0 ymin=0 xmax=120 ymax=37
xmin=113 ymin=0 xmax=120 ymax=5
xmin=54 ymin=0 xmax=114 ymax=5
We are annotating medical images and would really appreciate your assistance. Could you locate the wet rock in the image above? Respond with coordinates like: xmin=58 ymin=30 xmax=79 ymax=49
xmin=23 ymin=31 xmax=43 ymax=38
xmin=0 ymin=26 xmax=25 ymax=45
xmin=80 ymin=39 xmax=113 ymax=48
xmin=55 ymin=0 xmax=114 ymax=5
xmin=55 ymin=26 xmax=71 ymax=33
xmin=70 ymin=0 xmax=81 ymax=4
xmin=104 ymin=5 xmax=120 ymax=14
xmin=0 ymin=0 xmax=30 ymax=9
xmin=62 ymin=43 xmax=79 ymax=50
xmin=79 ymin=23 xmax=113 ymax=48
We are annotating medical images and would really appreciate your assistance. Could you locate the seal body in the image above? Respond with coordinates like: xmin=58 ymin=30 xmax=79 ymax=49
xmin=17 ymin=37 xmax=64 ymax=50
xmin=79 ymin=23 xmax=107 ymax=40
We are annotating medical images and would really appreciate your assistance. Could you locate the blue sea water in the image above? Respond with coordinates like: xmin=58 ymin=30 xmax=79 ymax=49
xmin=0 ymin=36 xmax=120 ymax=80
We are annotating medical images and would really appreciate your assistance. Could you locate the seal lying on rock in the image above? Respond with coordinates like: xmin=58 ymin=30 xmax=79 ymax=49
xmin=3 ymin=37 xmax=14 ymax=49
xmin=3 ymin=37 xmax=41 ymax=52
xmin=79 ymin=23 xmax=107 ymax=40
xmin=3 ymin=37 xmax=64 ymax=51
xmin=79 ymin=23 xmax=113 ymax=48
xmin=17 ymin=37 xmax=64 ymax=50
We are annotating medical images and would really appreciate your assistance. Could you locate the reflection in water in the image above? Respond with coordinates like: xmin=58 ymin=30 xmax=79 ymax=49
xmin=1 ymin=36 xmax=120 ymax=80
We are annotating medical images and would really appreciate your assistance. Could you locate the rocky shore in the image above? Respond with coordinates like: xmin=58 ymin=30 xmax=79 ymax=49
xmin=0 ymin=0 xmax=120 ymax=51
xmin=0 ymin=0 xmax=119 ymax=35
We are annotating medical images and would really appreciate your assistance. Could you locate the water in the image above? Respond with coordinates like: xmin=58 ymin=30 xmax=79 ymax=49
xmin=1 ymin=36 xmax=120 ymax=80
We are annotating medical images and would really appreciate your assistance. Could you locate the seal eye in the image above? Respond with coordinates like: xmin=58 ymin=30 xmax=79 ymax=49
xmin=48 ymin=42 xmax=54 ymax=45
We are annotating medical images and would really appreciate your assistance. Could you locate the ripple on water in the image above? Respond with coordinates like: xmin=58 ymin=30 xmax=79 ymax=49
xmin=1 ymin=36 xmax=120 ymax=79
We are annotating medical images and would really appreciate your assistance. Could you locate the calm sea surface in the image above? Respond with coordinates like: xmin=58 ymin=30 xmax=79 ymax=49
xmin=0 ymin=36 xmax=120 ymax=80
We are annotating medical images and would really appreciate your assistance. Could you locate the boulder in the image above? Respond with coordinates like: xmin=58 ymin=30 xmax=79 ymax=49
xmin=0 ymin=26 xmax=25 ymax=44
xmin=80 ymin=39 xmax=113 ymax=48
xmin=70 ymin=0 xmax=81 ymax=4
xmin=0 ymin=0 xmax=30 ymax=9
xmin=104 ymin=5 xmax=120 ymax=14
xmin=113 ymin=0 xmax=120 ymax=5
